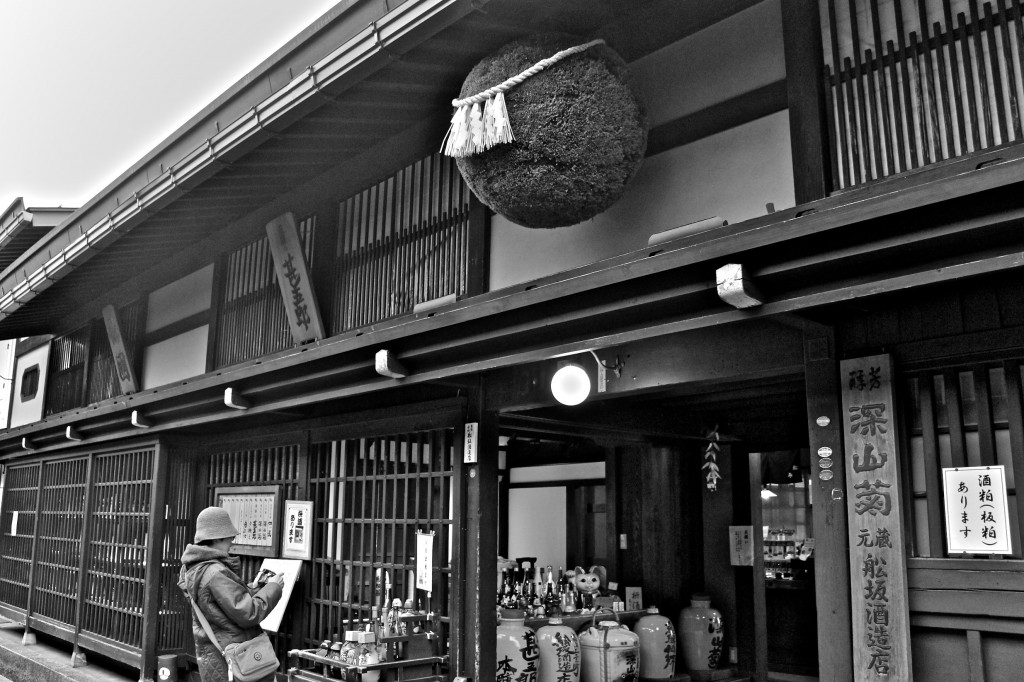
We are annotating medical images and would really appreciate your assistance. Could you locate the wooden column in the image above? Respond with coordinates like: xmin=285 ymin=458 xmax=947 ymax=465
xmin=804 ymin=327 xmax=854 ymax=681
xmin=460 ymin=381 xmax=498 ymax=681
xmin=781 ymin=0 xmax=832 ymax=202
xmin=140 ymin=442 xmax=170 ymax=682
xmin=464 ymin=194 xmax=490 ymax=298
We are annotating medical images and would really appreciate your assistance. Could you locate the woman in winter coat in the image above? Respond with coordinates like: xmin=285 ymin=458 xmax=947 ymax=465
xmin=179 ymin=506 xmax=285 ymax=682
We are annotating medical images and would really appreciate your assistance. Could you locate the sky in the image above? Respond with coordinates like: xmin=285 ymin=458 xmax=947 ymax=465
xmin=0 ymin=1 xmax=340 ymax=210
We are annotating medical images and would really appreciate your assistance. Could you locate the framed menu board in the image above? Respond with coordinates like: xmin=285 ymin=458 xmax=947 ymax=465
xmin=214 ymin=485 xmax=281 ymax=557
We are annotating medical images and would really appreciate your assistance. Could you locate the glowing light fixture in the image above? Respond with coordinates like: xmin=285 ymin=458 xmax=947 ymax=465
xmin=550 ymin=350 xmax=624 ymax=406
xmin=761 ymin=485 xmax=778 ymax=500
xmin=551 ymin=362 xmax=592 ymax=406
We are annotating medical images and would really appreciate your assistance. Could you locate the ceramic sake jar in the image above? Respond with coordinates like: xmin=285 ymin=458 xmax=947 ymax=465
xmin=678 ymin=594 xmax=724 ymax=671
xmin=497 ymin=609 xmax=540 ymax=681
xmin=634 ymin=606 xmax=677 ymax=679
xmin=578 ymin=612 xmax=639 ymax=682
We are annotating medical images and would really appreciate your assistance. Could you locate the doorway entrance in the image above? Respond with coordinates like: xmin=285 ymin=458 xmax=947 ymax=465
xmin=495 ymin=373 xmax=820 ymax=681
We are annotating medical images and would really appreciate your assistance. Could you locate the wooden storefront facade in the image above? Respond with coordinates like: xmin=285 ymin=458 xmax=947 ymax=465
xmin=2 ymin=1 xmax=1024 ymax=681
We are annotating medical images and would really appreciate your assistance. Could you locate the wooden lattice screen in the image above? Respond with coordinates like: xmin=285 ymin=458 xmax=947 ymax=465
xmin=903 ymin=359 xmax=1024 ymax=557
xmin=306 ymin=427 xmax=455 ymax=652
xmin=0 ymin=463 xmax=40 ymax=611
xmin=80 ymin=448 xmax=154 ymax=647
xmin=43 ymin=300 xmax=146 ymax=417
xmin=215 ymin=217 xmax=316 ymax=368
xmin=823 ymin=0 xmax=1024 ymax=190
xmin=0 ymin=445 xmax=181 ymax=671
xmin=331 ymin=153 xmax=471 ymax=334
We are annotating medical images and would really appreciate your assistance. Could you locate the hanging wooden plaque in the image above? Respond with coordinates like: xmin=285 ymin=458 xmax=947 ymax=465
xmin=266 ymin=212 xmax=325 ymax=344
xmin=841 ymin=354 xmax=912 ymax=680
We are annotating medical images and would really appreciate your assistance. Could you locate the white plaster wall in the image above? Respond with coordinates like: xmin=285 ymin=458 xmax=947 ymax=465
xmin=145 ymin=264 xmax=213 ymax=332
xmin=487 ymin=0 xmax=795 ymax=290
xmin=508 ymin=487 xmax=567 ymax=573
xmin=142 ymin=325 xmax=209 ymax=390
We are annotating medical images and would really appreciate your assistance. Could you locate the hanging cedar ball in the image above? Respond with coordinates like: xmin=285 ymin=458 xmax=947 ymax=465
xmin=454 ymin=34 xmax=648 ymax=229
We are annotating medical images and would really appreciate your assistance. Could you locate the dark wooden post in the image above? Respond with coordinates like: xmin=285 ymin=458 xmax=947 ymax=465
xmin=741 ymin=450 xmax=768 ymax=682
xmin=70 ymin=454 xmax=96 ymax=664
xmin=464 ymin=194 xmax=490 ymax=298
xmin=781 ymin=0 xmax=832 ymax=202
xmin=140 ymin=441 xmax=170 ymax=682
xmin=205 ymin=255 xmax=226 ymax=373
xmin=22 ymin=461 xmax=44 ymax=642
xmin=460 ymin=381 xmax=498 ymax=681
xmin=803 ymin=327 xmax=853 ymax=681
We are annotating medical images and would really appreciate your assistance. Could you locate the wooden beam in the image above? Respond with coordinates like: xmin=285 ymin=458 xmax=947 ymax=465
xmin=803 ymin=327 xmax=853 ymax=681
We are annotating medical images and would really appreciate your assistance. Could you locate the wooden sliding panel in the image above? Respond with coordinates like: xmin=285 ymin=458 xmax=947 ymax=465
xmin=0 ymin=463 xmax=41 ymax=615
xmin=80 ymin=447 xmax=155 ymax=658
xmin=32 ymin=457 xmax=89 ymax=630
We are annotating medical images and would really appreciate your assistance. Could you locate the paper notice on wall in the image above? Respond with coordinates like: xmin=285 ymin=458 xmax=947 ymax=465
xmin=729 ymin=525 xmax=754 ymax=566
xmin=10 ymin=510 xmax=17 ymax=536
xmin=416 ymin=530 xmax=434 ymax=593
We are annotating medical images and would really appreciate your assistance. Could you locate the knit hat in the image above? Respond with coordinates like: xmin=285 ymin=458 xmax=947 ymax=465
xmin=194 ymin=506 xmax=239 ymax=543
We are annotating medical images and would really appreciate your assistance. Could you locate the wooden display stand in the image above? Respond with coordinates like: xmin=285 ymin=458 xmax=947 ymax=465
xmin=286 ymin=612 xmax=445 ymax=682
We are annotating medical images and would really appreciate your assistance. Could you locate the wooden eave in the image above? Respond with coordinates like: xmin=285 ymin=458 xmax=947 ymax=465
xmin=3 ymin=147 xmax=1024 ymax=459
xmin=0 ymin=0 xmax=763 ymax=339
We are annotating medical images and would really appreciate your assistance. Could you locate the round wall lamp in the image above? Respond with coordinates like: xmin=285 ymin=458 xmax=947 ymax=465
xmin=551 ymin=363 xmax=592 ymax=406
xmin=550 ymin=350 xmax=624 ymax=406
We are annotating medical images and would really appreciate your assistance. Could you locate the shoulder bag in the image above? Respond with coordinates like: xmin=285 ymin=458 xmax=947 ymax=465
xmin=187 ymin=580 xmax=279 ymax=682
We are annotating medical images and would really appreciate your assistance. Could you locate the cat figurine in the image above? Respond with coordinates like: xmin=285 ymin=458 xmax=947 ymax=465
xmin=573 ymin=565 xmax=602 ymax=610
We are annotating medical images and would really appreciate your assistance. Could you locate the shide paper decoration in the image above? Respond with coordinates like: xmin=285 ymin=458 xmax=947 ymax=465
xmin=444 ymin=33 xmax=648 ymax=229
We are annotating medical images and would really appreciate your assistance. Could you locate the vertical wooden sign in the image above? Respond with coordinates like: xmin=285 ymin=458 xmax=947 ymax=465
xmin=102 ymin=305 xmax=138 ymax=395
xmin=266 ymin=212 xmax=325 ymax=344
xmin=841 ymin=354 xmax=912 ymax=680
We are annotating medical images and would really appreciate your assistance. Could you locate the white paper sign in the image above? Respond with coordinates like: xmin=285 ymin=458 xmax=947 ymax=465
xmin=282 ymin=500 xmax=313 ymax=560
xmin=10 ymin=510 xmax=17 ymax=536
xmin=729 ymin=525 xmax=754 ymax=566
xmin=943 ymin=465 xmax=1012 ymax=554
xmin=257 ymin=558 xmax=303 ymax=632
xmin=416 ymin=531 xmax=434 ymax=593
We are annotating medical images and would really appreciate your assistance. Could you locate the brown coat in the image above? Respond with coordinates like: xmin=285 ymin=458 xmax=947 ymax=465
xmin=178 ymin=544 xmax=283 ymax=682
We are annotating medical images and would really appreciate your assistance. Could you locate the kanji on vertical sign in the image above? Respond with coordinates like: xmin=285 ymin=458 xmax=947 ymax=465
xmin=841 ymin=354 xmax=912 ymax=681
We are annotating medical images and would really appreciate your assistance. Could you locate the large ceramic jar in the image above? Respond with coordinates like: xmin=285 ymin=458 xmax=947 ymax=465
xmin=356 ymin=631 xmax=381 ymax=682
xmin=678 ymin=594 xmax=724 ymax=671
xmin=634 ymin=606 xmax=676 ymax=679
xmin=578 ymin=613 xmax=639 ymax=682
xmin=497 ymin=609 xmax=540 ymax=682
xmin=537 ymin=617 xmax=581 ymax=682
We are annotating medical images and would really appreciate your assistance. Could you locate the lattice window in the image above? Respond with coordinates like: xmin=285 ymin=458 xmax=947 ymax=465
xmin=904 ymin=360 xmax=1024 ymax=557
xmin=822 ymin=0 xmax=1024 ymax=190
xmin=81 ymin=448 xmax=154 ymax=647
xmin=0 ymin=463 xmax=40 ymax=611
xmin=307 ymin=429 xmax=455 ymax=653
xmin=331 ymin=153 xmax=471 ymax=333
xmin=215 ymin=217 xmax=316 ymax=368
xmin=44 ymin=326 xmax=90 ymax=416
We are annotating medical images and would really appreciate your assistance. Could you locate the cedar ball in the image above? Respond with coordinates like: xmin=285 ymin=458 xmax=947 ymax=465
xmin=455 ymin=34 xmax=648 ymax=229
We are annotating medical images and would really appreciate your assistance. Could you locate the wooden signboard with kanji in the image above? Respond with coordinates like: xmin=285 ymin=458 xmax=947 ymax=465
xmin=841 ymin=354 xmax=912 ymax=681
xmin=266 ymin=212 xmax=325 ymax=344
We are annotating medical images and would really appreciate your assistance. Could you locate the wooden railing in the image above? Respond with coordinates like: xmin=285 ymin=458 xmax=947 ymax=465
xmin=825 ymin=0 xmax=1024 ymax=190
